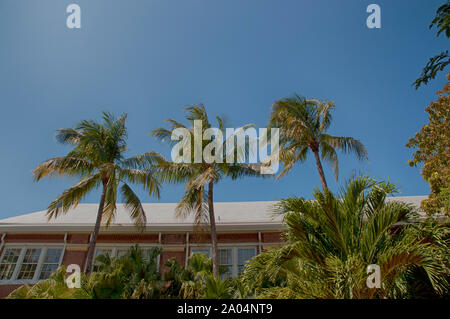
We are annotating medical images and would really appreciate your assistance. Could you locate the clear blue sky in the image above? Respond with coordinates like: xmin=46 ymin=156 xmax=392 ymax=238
xmin=0 ymin=0 xmax=448 ymax=219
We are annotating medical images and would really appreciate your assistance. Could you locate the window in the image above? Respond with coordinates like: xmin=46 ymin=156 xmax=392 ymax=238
xmin=0 ymin=248 xmax=21 ymax=280
xmin=17 ymin=248 xmax=41 ymax=280
xmin=39 ymin=248 xmax=63 ymax=280
xmin=0 ymin=246 xmax=63 ymax=283
xmin=189 ymin=246 xmax=257 ymax=277
xmin=219 ymin=249 xmax=233 ymax=278
xmin=237 ymin=248 xmax=256 ymax=274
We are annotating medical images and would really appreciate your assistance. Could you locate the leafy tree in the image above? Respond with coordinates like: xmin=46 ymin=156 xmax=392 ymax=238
xmin=240 ymin=176 xmax=449 ymax=298
xmin=269 ymin=95 xmax=367 ymax=190
xmin=407 ymin=76 xmax=450 ymax=216
xmin=33 ymin=112 xmax=161 ymax=273
xmin=413 ymin=2 xmax=450 ymax=89
xmin=150 ymin=104 xmax=265 ymax=278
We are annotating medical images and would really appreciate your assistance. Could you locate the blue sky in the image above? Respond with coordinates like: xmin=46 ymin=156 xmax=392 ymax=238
xmin=0 ymin=0 xmax=448 ymax=219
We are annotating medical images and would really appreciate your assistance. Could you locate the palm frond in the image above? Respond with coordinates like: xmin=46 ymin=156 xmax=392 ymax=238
xmin=321 ymin=134 xmax=368 ymax=161
xmin=46 ymin=173 xmax=101 ymax=219
xmin=119 ymin=168 xmax=161 ymax=199
xmin=120 ymin=183 xmax=147 ymax=228
xmin=33 ymin=156 xmax=95 ymax=181
xmin=55 ymin=128 xmax=82 ymax=145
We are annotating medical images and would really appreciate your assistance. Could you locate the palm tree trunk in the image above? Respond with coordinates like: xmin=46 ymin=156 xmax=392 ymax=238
xmin=84 ymin=181 xmax=107 ymax=274
xmin=313 ymin=149 xmax=328 ymax=191
xmin=208 ymin=181 xmax=219 ymax=279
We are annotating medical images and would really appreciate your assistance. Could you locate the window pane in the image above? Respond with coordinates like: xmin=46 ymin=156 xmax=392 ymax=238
xmin=39 ymin=248 xmax=63 ymax=280
xmin=238 ymin=248 xmax=256 ymax=265
xmin=17 ymin=248 xmax=42 ymax=280
xmin=39 ymin=264 xmax=59 ymax=280
xmin=0 ymin=248 xmax=21 ymax=280
xmin=218 ymin=249 xmax=232 ymax=278
xmin=218 ymin=249 xmax=232 ymax=265
xmin=238 ymin=248 xmax=256 ymax=274
xmin=43 ymin=248 xmax=62 ymax=264
xmin=22 ymin=249 xmax=41 ymax=264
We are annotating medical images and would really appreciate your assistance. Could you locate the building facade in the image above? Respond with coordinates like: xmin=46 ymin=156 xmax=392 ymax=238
xmin=0 ymin=196 xmax=425 ymax=298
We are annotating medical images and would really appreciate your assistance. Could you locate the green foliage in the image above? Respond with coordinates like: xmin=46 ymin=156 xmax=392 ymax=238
xmin=414 ymin=2 xmax=450 ymax=89
xmin=431 ymin=1 xmax=450 ymax=37
xmin=407 ymin=76 xmax=450 ymax=216
xmin=164 ymin=253 xmax=232 ymax=299
xmin=88 ymin=245 xmax=164 ymax=299
xmin=7 ymin=266 xmax=91 ymax=299
xmin=240 ymin=176 xmax=450 ymax=299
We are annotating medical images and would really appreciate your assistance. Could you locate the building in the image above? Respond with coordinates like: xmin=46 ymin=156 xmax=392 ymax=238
xmin=0 ymin=196 xmax=426 ymax=298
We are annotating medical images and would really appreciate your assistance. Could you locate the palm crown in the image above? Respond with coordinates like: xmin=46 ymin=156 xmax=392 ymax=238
xmin=270 ymin=94 xmax=368 ymax=190
xmin=33 ymin=112 xmax=161 ymax=273
xmin=150 ymin=104 xmax=265 ymax=278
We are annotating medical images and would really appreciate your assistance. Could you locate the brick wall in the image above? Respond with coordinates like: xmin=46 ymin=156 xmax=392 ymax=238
xmin=0 ymin=284 xmax=22 ymax=299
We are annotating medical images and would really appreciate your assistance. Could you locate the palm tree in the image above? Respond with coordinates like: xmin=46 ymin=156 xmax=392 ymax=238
xmin=269 ymin=94 xmax=368 ymax=190
xmin=33 ymin=112 xmax=161 ymax=273
xmin=150 ymin=104 xmax=264 ymax=278
xmin=241 ymin=176 xmax=449 ymax=298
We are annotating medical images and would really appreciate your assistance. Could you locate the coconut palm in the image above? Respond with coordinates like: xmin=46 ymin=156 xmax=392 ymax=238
xmin=150 ymin=104 xmax=265 ymax=278
xmin=269 ymin=94 xmax=368 ymax=190
xmin=33 ymin=112 xmax=161 ymax=273
xmin=241 ymin=176 xmax=449 ymax=298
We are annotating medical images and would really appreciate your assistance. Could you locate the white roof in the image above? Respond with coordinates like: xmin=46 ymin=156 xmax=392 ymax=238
xmin=0 ymin=201 xmax=283 ymax=232
xmin=0 ymin=196 xmax=428 ymax=233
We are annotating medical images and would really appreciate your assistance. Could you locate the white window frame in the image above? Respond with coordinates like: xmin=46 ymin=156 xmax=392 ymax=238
xmin=189 ymin=245 xmax=257 ymax=277
xmin=0 ymin=244 xmax=64 ymax=285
